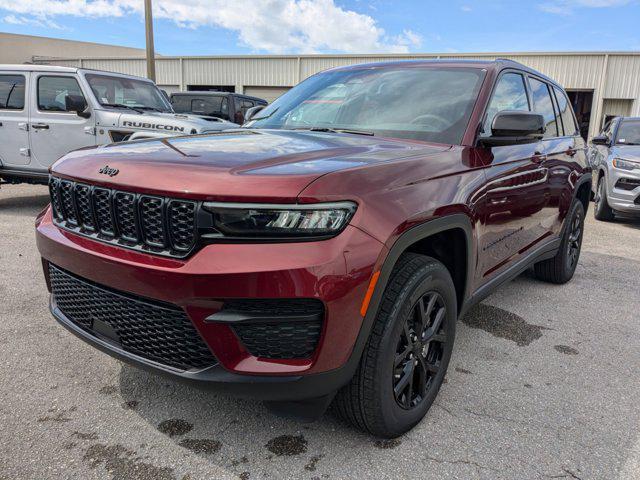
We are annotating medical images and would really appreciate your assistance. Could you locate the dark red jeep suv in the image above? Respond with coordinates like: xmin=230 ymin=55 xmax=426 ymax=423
xmin=36 ymin=59 xmax=591 ymax=438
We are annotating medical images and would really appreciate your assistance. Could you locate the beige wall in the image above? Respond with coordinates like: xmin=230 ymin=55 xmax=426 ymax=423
xmin=0 ymin=32 xmax=144 ymax=64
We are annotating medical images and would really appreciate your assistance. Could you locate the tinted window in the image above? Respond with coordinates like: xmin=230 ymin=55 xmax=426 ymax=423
xmin=38 ymin=76 xmax=85 ymax=112
xmin=529 ymin=77 xmax=559 ymax=138
xmin=172 ymin=96 xmax=229 ymax=118
xmin=615 ymin=120 xmax=640 ymax=145
xmin=0 ymin=75 xmax=25 ymax=110
xmin=249 ymin=67 xmax=485 ymax=145
xmin=553 ymin=86 xmax=577 ymax=136
xmin=482 ymin=73 xmax=529 ymax=136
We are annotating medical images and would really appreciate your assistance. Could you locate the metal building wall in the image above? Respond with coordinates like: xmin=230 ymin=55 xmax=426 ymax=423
xmin=36 ymin=51 xmax=640 ymax=138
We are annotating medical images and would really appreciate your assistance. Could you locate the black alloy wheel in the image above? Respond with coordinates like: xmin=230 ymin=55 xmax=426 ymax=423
xmin=393 ymin=291 xmax=447 ymax=410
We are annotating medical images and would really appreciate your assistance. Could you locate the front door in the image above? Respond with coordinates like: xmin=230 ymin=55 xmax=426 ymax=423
xmin=0 ymin=72 xmax=30 ymax=167
xmin=476 ymin=71 xmax=551 ymax=281
xmin=29 ymin=73 xmax=96 ymax=169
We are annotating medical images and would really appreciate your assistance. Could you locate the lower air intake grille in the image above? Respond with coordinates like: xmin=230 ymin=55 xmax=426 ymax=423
xmin=224 ymin=299 xmax=324 ymax=359
xmin=49 ymin=264 xmax=217 ymax=371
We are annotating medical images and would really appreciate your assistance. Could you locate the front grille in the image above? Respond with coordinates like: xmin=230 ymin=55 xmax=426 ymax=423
xmin=48 ymin=176 xmax=198 ymax=258
xmin=635 ymin=195 xmax=640 ymax=206
xmin=224 ymin=299 xmax=324 ymax=359
xmin=49 ymin=264 xmax=217 ymax=371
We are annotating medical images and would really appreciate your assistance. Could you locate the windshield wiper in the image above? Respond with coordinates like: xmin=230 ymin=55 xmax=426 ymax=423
xmin=294 ymin=127 xmax=374 ymax=136
xmin=100 ymin=103 xmax=145 ymax=114
xmin=250 ymin=107 xmax=279 ymax=121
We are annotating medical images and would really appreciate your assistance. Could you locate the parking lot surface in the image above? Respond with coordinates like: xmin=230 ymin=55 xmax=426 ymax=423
xmin=1 ymin=184 xmax=639 ymax=480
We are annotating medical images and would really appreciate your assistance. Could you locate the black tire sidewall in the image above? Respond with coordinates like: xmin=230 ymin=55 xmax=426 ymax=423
xmin=560 ymin=200 xmax=585 ymax=280
xmin=371 ymin=261 xmax=456 ymax=436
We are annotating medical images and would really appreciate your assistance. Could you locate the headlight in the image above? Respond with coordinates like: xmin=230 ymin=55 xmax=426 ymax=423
xmin=202 ymin=201 xmax=357 ymax=240
xmin=612 ymin=158 xmax=640 ymax=171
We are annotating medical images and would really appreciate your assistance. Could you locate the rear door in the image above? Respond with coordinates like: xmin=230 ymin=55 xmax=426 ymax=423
xmin=29 ymin=73 xmax=96 ymax=169
xmin=0 ymin=72 xmax=30 ymax=167
xmin=476 ymin=71 xmax=551 ymax=279
xmin=526 ymin=76 xmax=572 ymax=236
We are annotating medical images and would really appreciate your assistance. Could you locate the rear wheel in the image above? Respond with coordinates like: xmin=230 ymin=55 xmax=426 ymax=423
xmin=333 ymin=253 xmax=456 ymax=438
xmin=534 ymin=199 xmax=584 ymax=284
xmin=594 ymin=175 xmax=615 ymax=221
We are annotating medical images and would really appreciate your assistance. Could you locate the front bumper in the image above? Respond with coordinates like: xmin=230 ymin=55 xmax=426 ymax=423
xmin=37 ymin=207 xmax=385 ymax=399
xmin=607 ymin=166 xmax=640 ymax=213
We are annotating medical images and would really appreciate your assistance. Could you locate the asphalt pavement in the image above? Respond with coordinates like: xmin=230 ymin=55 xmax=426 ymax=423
xmin=1 ymin=184 xmax=639 ymax=480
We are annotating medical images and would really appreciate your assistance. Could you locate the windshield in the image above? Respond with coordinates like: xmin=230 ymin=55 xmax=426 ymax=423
xmin=616 ymin=120 xmax=640 ymax=145
xmin=172 ymin=95 xmax=229 ymax=119
xmin=246 ymin=66 xmax=485 ymax=144
xmin=86 ymin=74 xmax=172 ymax=113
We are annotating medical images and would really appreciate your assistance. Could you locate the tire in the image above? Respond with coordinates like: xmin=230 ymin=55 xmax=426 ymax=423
xmin=534 ymin=200 xmax=585 ymax=284
xmin=593 ymin=175 xmax=615 ymax=221
xmin=333 ymin=253 xmax=456 ymax=438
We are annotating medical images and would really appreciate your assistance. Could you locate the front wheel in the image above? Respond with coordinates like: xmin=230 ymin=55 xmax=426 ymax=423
xmin=534 ymin=200 xmax=585 ymax=284
xmin=333 ymin=253 xmax=456 ymax=438
xmin=594 ymin=176 xmax=615 ymax=221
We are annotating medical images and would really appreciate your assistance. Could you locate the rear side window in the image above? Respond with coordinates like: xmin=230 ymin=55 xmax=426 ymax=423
xmin=482 ymin=73 xmax=529 ymax=136
xmin=38 ymin=76 xmax=85 ymax=112
xmin=553 ymin=86 xmax=578 ymax=136
xmin=0 ymin=75 xmax=25 ymax=110
xmin=529 ymin=77 xmax=559 ymax=138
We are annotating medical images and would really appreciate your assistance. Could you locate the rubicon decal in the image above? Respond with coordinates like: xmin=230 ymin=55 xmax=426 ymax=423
xmin=122 ymin=121 xmax=185 ymax=132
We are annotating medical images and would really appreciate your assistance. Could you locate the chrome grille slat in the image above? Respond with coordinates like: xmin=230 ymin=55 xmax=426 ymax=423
xmin=48 ymin=176 xmax=198 ymax=258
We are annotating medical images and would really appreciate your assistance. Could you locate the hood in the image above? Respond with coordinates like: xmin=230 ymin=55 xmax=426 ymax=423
xmin=97 ymin=109 xmax=238 ymax=134
xmin=52 ymin=129 xmax=449 ymax=202
xmin=611 ymin=145 xmax=640 ymax=160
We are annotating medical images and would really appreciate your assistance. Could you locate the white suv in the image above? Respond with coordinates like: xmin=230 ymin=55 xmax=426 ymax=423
xmin=0 ymin=65 xmax=237 ymax=185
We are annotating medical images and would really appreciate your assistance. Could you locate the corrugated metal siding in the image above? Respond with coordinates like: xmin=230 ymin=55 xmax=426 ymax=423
xmin=81 ymin=58 xmax=147 ymax=78
xmin=184 ymin=57 xmax=297 ymax=86
xmin=602 ymin=98 xmax=633 ymax=117
xmin=605 ymin=55 xmax=640 ymax=99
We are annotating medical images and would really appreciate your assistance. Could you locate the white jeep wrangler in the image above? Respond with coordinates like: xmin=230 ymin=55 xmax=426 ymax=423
xmin=0 ymin=65 xmax=238 ymax=185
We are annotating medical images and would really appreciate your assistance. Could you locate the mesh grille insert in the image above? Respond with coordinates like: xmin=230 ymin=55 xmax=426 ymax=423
xmin=49 ymin=264 xmax=217 ymax=371
xmin=224 ymin=299 xmax=325 ymax=359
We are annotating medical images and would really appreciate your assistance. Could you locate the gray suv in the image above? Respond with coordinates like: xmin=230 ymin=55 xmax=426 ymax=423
xmin=590 ymin=116 xmax=640 ymax=220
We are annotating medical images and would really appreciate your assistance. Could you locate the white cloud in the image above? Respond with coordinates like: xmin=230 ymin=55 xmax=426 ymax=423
xmin=0 ymin=0 xmax=421 ymax=53
xmin=2 ymin=13 xmax=64 ymax=29
xmin=539 ymin=0 xmax=634 ymax=14
xmin=460 ymin=5 xmax=472 ymax=12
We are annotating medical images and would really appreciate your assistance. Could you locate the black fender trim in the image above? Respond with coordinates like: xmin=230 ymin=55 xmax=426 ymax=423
xmin=337 ymin=214 xmax=475 ymax=377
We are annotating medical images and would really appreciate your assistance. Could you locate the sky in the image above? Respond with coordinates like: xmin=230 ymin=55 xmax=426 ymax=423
xmin=0 ymin=0 xmax=639 ymax=56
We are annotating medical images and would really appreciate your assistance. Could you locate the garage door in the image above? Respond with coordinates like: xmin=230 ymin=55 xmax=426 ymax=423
xmin=244 ymin=86 xmax=291 ymax=104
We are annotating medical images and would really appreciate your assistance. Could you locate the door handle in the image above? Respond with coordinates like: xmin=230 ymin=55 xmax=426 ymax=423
xmin=565 ymin=148 xmax=577 ymax=157
xmin=31 ymin=123 xmax=50 ymax=130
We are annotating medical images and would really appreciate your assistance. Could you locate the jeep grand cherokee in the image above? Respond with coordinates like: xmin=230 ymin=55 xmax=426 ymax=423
xmin=36 ymin=59 xmax=591 ymax=438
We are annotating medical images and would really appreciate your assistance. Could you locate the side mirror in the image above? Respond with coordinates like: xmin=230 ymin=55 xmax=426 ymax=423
xmin=244 ymin=104 xmax=265 ymax=123
xmin=591 ymin=134 xmax=610 ymax=146
xmin=65 ymin=95 xmax=90 ymax=119
xmin=479 ymin=111 xmax=545 ymax=147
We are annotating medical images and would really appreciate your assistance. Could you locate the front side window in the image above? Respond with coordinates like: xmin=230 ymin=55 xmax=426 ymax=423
xmin=0 ymin=75 xmax=25 ymax=110
xmin=482 ymin=72 xmax=530 ymax=137
xmin=529 ymin=77 xmax=559 ymax=138
xmin=553 ymin=86 xmax=577 ymax=136
xmin=615 ymin=120 xmax=640 ymax=146
xmin=38 ymin=76 xmax=84 ymax=112
xmin=247 ymin=66 xmax=485 ymax=145
xmin=86 ymin=74 xmax=171 ymax=112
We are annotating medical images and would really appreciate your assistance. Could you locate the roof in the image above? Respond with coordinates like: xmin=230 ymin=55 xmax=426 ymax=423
xmin=0 ymin=64 xmax=79 ymax=73
xmin=321 ymin=58 xmax=561 ymax=86
xmin=0 ymin=64 xmax=155 ymax=83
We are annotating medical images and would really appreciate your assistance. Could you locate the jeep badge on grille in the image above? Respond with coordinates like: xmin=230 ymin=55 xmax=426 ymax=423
xmin=98 ymin=165 xmax=119 ymax=177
